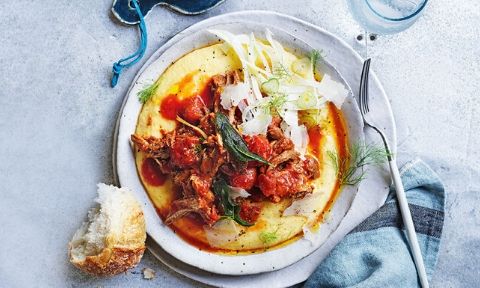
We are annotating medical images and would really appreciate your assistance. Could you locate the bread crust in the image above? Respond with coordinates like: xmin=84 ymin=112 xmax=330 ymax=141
xmin=69 ymin=245 xmax=146 ymax=276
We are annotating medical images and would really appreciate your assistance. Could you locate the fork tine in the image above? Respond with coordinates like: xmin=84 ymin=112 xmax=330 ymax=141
xmin=359 ymin=61 xmax=365 ymax=114
xmin=364 ymin=59 xmax=371 ymax=113
xmin=362 ymin=63 xmax=368 ymax=114
xmin=359 ymin=59 xmax=371 ymax=115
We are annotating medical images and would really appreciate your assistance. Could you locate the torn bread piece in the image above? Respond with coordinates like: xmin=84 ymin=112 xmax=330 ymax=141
xmin=69 ymin=183 xmax=146 ymax=276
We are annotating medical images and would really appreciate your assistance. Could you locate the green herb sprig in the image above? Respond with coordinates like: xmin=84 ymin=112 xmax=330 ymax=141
xmin=212 ymin=178 xmax=253 ymax=226
xmin=259 ymin=226 xmax=280 ymax=245
xmin=328 ymin=143 xmax=390 ymax=186
xmin=310 ymin=49 xmax=324 ymax=72
xmin=215 ymin=113 xmax=270 ymax=165
xmin=272 ymin=62 xmax=291 ymax=80
xmin=137 ymin=82 xmax=158 ymax=104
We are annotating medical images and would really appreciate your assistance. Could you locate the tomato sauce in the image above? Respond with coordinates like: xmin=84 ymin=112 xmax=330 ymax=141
xmin=159 ymin=94 xmax=184 ymax=120
xmin=307 ymin=125 xmax=323 ymax=159
xmin=199 ymin=80 xmax=214 ymax=108
xmin=315 ymin=103 xmax=348 ymax=225
xmin=159 ymin=73 xmax=214 ymax=121
xmin=141 ymin=158 xmax=168 ymax=186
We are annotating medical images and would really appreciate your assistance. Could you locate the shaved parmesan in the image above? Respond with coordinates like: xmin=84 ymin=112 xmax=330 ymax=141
xmin=283 ymin=192 xmax=323 ymax=220
xmin=250 ymin=77 xmax=263 ymax=101
xmin=208 ymin=29 xmax=249 ymax=81
xmin=291 ymin=124 xmax=309 ymax=156
xmin=240 ymin=110 xmax=272 ymax=135
xmin=204 ymin=218 xmax=240 ymax=248
xmin=281 ymin=109 xmax=299 ymax=126
xmin=279 ymin=112 xmax=307 ymax=156
xmin=220 ymin=83 xmax=251 ymax=110
xmin=228 ymin=186 xmax=251 ymax=200
xmin=316 ymin=74 xmax=349 ymax=109
xmin=265 ymin=29 xmax=285 ymax=65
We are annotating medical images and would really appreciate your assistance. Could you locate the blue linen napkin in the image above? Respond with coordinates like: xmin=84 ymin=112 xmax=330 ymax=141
xmin=304 ymin=158 xmax=445 ymax=287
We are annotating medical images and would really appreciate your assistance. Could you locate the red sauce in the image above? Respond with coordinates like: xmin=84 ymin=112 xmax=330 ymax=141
xmin=183 ymin=96 xmax=206 ymax=123
xmin=244 ymin=135 xmax=272 ymax=161
xmin=316 ymin=103 xmax=348 ymax=224
xmin=141 ymin=158 xmax=168 ymax=186
xmin=308 ymin=125 xmax=323 ymax=158
xmin=239 ymin=201 xmax=262 ymax=224
xmin=199 ymin=80 xmax=214 ymax=108
xmin=229 ymin=167 xmax=257 ymax=190
xmin=155 ymin=208 xmax=214 ymax=251
xmin=159 ymin=73 xmax=214 ymax=121
xmin=171 ymin=135 xmax=201 ymax=168
xmin=329 ymin=103 xmax=348 ymax=171
xmin=160 ymin=94 xmax=184 ymax=120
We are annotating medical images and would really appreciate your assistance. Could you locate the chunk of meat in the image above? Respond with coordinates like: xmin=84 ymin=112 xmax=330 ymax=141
xmin=303 ymin=155 xmax=321 ymax=179
xmin=172 ymin=170 xmax=195 ymax=197
xmin=166 ymin=197 xmax=219 ymax=225
xmin=244 ymin=135 xmax=272 ymax=161
xmin=267 ymin=116 xmax=284 ymax=140
xmin=271 ymin=138 xmax=295 ymax=155
xmin=132 ymin=134 xmax=173 ymax=173
xmin=212 ymin=70 xmax=240 ymax=88
xmin=131 ymin=134 xmax=170 ymax=159
xmin=270 ymin=149 xmax=299 ymax=166
xmin=183 ymin=96 xmax=207 ymax=123
xmin=229 ymin=167 xmax=257 ymax=190
xmin=211 ymin=74 xmax=227 ymax=88
xmin=167 ymin=173 xmax=219 ymax=225
xmin=199 ymin=135 xmax=228 ymax=176
xmin=190 ymin=175 xmax=214 ymax=203
xmin=257 ymin=165 xmax=313 ymax=202
xmin=238 ymin=200 xmax=262 ymax=224
xmin=165 ymin=198 xmax=199 ymax=224
xmin=171 ymin=135 xmax=201 ymax=168
xmin=199 ymin=113 xmax=216 ymax=135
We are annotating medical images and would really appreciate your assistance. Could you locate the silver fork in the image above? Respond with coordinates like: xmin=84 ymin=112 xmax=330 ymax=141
xmin=359 ymin=59 xmax=429 ymax=288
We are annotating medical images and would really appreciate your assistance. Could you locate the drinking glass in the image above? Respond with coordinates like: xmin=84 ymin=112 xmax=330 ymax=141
xmin=347 ymin=0 xmax=428 ymax=34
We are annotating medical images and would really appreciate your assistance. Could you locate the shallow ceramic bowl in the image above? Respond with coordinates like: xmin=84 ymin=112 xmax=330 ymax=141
xmin=114 ymin=22 xmax=366 ymax=275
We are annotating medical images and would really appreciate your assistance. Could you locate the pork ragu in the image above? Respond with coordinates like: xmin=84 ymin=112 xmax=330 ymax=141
xmin=132 ymin=70 xmax=320 ymax=227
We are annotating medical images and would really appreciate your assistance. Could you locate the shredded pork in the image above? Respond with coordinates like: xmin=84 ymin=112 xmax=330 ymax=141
xmin=132 ymin=70 xmax=321 ymax=225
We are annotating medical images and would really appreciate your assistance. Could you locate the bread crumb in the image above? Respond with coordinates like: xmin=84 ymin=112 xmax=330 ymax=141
xmin=142 ymin=268 xmax=156 ymax=280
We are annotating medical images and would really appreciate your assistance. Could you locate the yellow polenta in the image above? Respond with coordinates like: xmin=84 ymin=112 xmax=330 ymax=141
xmin=134 ymin=43 xmax=346 ymax=252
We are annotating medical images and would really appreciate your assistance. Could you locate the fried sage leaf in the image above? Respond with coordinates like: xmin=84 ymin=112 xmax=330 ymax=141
xmin=214 ymin=113 xmax=270 ymax=165
xmin=212 ymin=178 xmax=254 ymax=227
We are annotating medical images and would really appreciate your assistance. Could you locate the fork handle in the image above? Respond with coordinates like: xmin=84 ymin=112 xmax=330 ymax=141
xmin=389 ymin=159 xmax=429 ymax=288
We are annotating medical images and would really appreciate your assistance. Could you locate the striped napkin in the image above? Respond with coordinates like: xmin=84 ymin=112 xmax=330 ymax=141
xmin=304 ymin=158 xmax=445 ymax=287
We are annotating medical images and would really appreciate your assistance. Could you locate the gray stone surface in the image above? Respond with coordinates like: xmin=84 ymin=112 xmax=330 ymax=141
xmin=0 ymin=0 xmax=478 ymax=287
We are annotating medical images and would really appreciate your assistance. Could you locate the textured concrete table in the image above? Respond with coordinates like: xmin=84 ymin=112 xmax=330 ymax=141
xmin=0 ymin=1 xmax=478 ymax=287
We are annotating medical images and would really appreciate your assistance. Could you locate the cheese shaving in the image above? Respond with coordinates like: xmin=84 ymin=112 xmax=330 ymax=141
xmin=204 ymin=218 xmax=240 ymax=248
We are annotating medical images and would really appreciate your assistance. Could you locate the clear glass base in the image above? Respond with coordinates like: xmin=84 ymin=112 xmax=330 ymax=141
xmin=347 ymin=0 xmax=426 ymax=34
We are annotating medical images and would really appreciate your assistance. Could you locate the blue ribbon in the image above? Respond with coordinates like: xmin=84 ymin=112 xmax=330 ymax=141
xmin=110 ymin=0 xmax=148 ymax=88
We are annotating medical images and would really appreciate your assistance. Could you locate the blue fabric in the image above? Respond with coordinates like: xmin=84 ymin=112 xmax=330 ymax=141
xmin=112 ymin=0 xmax=225 ymax=24
xmin=110 ymin=0 xmax=148 ymax=88
xmin=304 ymin=159 xmax=445 ymax=288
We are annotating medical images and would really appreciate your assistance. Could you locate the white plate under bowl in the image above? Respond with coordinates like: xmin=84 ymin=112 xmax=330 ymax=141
xmin=113 ymin=11 xmax=396 ymax=284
